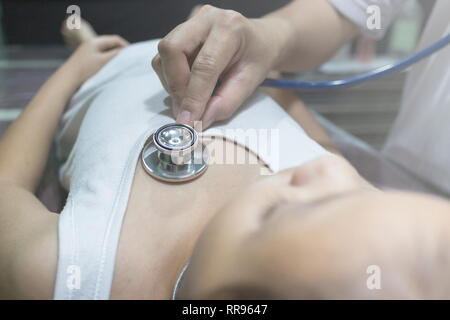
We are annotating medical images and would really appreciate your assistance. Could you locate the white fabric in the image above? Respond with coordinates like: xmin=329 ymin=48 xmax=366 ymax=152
xmin=329 ymin=0 xmax=450 ymax=195
xmin=383 ymin=0 xmax=450 ymax=195
xmin=53 ymin=40 xmax=328 ymax=300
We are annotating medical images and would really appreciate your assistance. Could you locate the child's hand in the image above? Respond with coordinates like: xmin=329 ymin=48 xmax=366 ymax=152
xmin=65 ymin=35 xmax=129 ymax=84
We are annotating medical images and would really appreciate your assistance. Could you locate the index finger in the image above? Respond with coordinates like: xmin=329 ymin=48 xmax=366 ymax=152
xmin=157 ymin=20 xmax=210 ymax=109
xmin=177 ymin=27 xmax=240 ymax=125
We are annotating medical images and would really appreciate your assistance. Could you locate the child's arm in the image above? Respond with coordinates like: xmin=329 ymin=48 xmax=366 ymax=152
xmin=0 ymin=36 xmax=128 ymax=298
xmin=0 ymin=35 xmax=127 ymax=192
xmin=0 ymin=62 xmax=80 ymax=191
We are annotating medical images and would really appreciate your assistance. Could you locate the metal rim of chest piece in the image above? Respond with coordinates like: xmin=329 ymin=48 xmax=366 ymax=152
xmin=141 ymin=123 xmax=208 ymax=183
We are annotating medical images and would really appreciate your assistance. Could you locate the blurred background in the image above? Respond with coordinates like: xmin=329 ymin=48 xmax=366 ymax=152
xmin=2 ymin=0 xmax=292 ymax=44
xmin=0 ymin=0 xmax=438 ymax=210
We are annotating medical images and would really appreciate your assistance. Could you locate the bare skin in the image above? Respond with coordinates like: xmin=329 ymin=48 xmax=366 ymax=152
xmin=180 ymin=185 xmax=450 ymax=299
xmin=111 ymin=139 xmax=266 ymax=299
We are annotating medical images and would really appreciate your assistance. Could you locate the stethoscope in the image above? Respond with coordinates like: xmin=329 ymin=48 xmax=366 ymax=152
xmin=141 ymin=123 xmax=208 ymax=182
xmin=143 ymin=33 xmax=450 ymax=183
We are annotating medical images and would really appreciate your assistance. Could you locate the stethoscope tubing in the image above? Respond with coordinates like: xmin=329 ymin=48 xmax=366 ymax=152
xmin=261 ymin=33 xmax=450 ymax=90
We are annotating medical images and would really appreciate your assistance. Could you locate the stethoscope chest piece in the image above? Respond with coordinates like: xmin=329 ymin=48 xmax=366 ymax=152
xmin=141 ymin=123 xmax=208 ymax=182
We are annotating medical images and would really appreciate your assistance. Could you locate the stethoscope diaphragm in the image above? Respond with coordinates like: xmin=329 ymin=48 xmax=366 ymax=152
xmin=141 ymin=123 xmax=208 ymax=182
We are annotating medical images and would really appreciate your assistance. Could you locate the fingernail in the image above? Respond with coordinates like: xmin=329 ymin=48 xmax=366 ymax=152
xmin=172 ymin=105 xmax=180 ymax=119
xmin=173 ymin=97 xmax=181 ymax=109
xmin=171 ymin=97 xmax=181 ymax=118
xmin=177 ymin=110 xmax=191 ymax=124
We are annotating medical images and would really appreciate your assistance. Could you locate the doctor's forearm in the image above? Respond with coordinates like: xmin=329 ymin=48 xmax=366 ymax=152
xmin=264 ymin=0 xmax=358 ymax=72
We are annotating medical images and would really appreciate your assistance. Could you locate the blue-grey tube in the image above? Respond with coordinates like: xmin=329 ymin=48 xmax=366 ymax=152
xmin=261 ymin=33 xmax=450 ymax=90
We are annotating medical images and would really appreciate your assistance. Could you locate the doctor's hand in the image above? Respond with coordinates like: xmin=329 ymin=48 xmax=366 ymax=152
xmin=152 ymin=5 xmax=289 ymax=128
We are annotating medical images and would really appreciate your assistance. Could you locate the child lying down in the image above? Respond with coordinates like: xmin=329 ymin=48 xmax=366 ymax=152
xmin=0 ymin=20 xmax=450 ymax=300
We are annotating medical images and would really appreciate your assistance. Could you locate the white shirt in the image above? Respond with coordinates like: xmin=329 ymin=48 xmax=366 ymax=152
xmin=329 ymin=0 xmax=450 ymax=195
